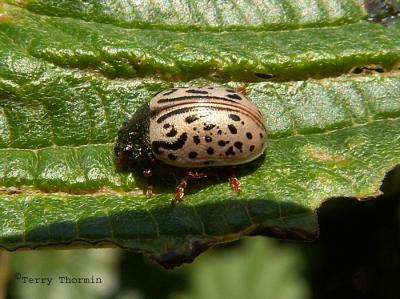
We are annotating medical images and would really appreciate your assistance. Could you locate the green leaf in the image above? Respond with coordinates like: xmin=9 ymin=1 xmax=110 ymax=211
xmin=7 ymin=0 xmax=367 ymax=31
xmin=171 ymin=238 xmax=310 ymax=299
xmin=0 ymin=1 xmax=399 ymax=267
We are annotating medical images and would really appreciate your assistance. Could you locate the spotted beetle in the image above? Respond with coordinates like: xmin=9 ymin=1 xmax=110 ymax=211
xmin=115 ymin=86 xmax=267 ymax=205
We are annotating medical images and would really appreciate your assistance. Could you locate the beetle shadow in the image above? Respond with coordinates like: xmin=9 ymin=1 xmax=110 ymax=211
xmin=123 ymin=153 xmax=267 ymax=198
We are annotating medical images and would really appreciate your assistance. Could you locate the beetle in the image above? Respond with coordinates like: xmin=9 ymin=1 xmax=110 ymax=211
xmin=114 ymin=86 xmax=267 ymax=205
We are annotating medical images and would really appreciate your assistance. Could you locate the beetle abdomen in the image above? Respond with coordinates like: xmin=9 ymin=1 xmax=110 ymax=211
xmin=149 ymin=86 xmax=267 ymax=168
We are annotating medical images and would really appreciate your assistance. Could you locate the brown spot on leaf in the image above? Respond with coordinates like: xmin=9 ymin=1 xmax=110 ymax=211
xmin=303 ymin=145 xmax=348 ymax=165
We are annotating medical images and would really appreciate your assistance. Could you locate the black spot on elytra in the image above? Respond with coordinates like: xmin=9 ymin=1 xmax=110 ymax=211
xmin=250 ymin=145 xmax=255 ymax=152
xmin=166 ymin=127 xmax=177 ymax=137
xmin=227 ymin=94 xmax=241 ymax=100
xmin=187 ymin=89 xmax=209 ymax=94
xmin=193 ymin=127 xmax=197 ymax=131
xmin=241 ymin=121 xmax=245 ymax=125
xmin=260 ymin=133 xmax=264 ymax=138
xmin=207 ymin=147 xmax=214 ymax=155
xmin=205 ymin=136 xmax=212 ymax=143
xmin=185 ymin=115 xmax=199 ymax=124
xmin=234 ymin=141 xmax=243 ymax=151
xmin=168 ymin=153 xmax=177 ymax=160
xmin=228 ymin=124 xmax=237 ymax=134
xmin=246 ymin=132 xmax=253 ymax=139
xmin=204 ymin=124 xmax=216 ymax=131
xmin=217 ymin=130 xmax=222 ymax=135
xmin=229 ymin=114 xmax=241 ymax=121
xmin=163 ymin=123 xmax=170 ymax=129
xmin=163 ymin=89 xmax=178 ymax=96
xmin=218 ymin=140 xmax=226 ymax=147
xmin=152 ymin=133 xmax=187 ymax=155
xmin=225 ymin=146 xmax=235 ymax=156
xmin=193 ymin=135 xmax=200 ymax=144
xmin=188 ymin=152 xmax=198 ymax=159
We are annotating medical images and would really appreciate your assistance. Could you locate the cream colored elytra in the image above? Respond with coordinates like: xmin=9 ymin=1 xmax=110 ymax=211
xmin=149 ymin=86 xmax=267 ymax=168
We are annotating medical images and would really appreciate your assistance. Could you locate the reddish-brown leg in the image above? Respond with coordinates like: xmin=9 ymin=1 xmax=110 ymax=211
xmin=173 ymin=176 xmax=188 ymax=205
xmin=143 ymin=168 xmax=153 ymax=198
xmin=237 ymin=86 xmax=247 ymax=95
xmin=229 ymin=174 xmax=241 ymax=193
xmin=173 ymin=171 xmax=209 ymax=205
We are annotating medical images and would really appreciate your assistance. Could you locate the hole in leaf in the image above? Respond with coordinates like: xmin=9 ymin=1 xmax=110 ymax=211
xmin=350 ymin=65 xmax=385 ymax=74
xmin=254 ymin=73 xmax=275 ymax=79
xmin=365 ymin=0 xmax=400 ymax=25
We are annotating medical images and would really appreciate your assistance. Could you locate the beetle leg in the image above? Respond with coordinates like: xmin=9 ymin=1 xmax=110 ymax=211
xmin=143 ymin=169 xmax=153 ymax=198
xmin=237 ymin=86 xmax=247 ymax=95
xmin=228 ymin=173 xmax=241 ymax=193
xmin=173 ymin=171 xmax=210 ymax=205
xmin=173 ymin=176 xmax=188 ymax=206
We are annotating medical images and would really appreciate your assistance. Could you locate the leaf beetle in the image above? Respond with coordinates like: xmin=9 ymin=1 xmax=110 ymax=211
xmin=115 ymin=86 xmax=267 ymax=205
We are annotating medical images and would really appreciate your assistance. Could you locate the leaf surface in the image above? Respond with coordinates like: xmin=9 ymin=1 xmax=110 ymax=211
xmin=0 ymin=0 xmax=399 ymax=267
